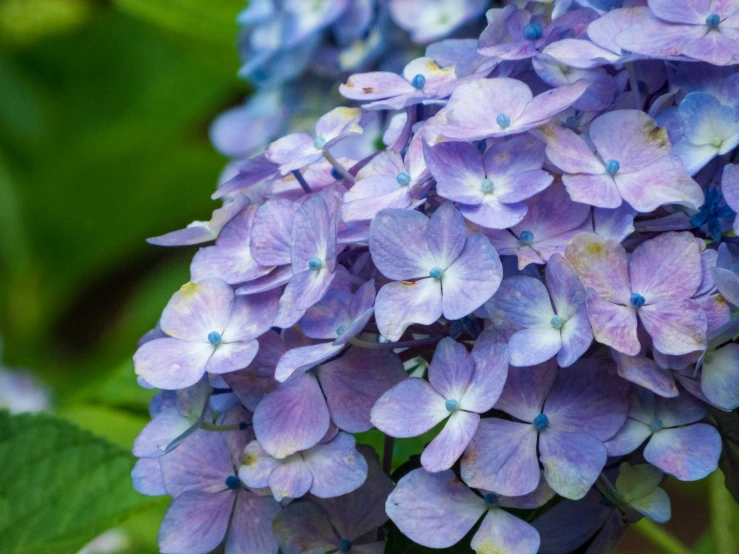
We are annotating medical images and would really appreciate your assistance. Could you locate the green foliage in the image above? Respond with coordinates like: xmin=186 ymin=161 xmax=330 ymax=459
xmin=0 ymin=411 xmax=156 ymax=553
xmin=712 ymin=409 xmax=739 ymax=504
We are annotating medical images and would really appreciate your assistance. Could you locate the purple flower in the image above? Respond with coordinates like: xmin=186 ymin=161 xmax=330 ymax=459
xmin=424 ymin=136 xmax=553 ymax=229
xmin=238 ymin=432 xmax=367 ymax=501
xmin=424 ymin=77 xmax=588 ymax=143
xmin=371 ymin=334 xmax=508 ymax=472
xmin=156 ymin=420 xmax=280 ymax=554
xmin=543 ymin=110 xmax=704 ymax=211
xmin=606 ymin=386 xmax=722 ymax=481
xmin=134 ymin=279 xmax=280 ymax=389
xmin=274 ymin=279 xmax=376 ymax=381
xmin=342 ymin=136 xmax=429 ymax=223
xmin=461 ymin=359 xmax=628 ymax=500
xmin=339 ymin=56 xmax=471 ymax=110
xmin=615 ymin=1 xmax=739 ymax=66
xmin=370 ymin=203 xmax=503 ymax=341
xmin=387 ymin=468 xmax=553 ymax=554
xmin=133 ymin=378 xmax=211 ymax=458
xmin=483 ymin=183 xmax=591 ymax=270
xmin=253 ymin=347 xmax=405 ymax=459
xmin=721 ymin=165 xmax=739 ymax=240
xmin=488 ymin=254 xmax=593 ymax=367
xmin=389 ymin=0 xmax=488 ymax=43
xmin=566 ymin=231 xmax=707 ymax=356
xmin=271 ymin=446 xmax=393 ymax=554
xmin=266 ymin=107 xmax=363 ymax=174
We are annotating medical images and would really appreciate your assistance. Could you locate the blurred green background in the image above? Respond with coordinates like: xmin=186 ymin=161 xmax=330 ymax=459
xmin=0 ymin=1 xmax=736 ymax=553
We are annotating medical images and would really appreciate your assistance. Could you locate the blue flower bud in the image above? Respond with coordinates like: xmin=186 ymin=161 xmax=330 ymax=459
xmin=411 ymin=74 xmax=426 ymax=89
xmin=308 ymin=257 xmax=323 ymax=271
xmin=480 ymin=178 xmax=494 ymax=193
xmin=533 ymin=413 xmax=549 ymax=431
xmin=336 ymin=325 xmax=347 ymax=337
xmin=496 ymin=113 xmax=511 ymax=128
xmin=706 ymin=13 xmax=721 ymax=27
xmin=483 ymin=493 xmax=499 ymax=506
xmin=313 ymin=136 xmax=326 ymax=150
xmin=605 ymin=159 xmax=620 ymax=175
xmin=523 ymin=22 xmax=543 ymax=41
xmin=649 ymin=418 xmax=664 ymax=432
xmin=208 ymin=331 xmax=222 ymax=345
xmin=519 ymin=230 xmax=534 ymax=244
xmin=630 ymin=293 xmax=646 ymax=308
xmin=429 ymin=266 xmax=444 ymax=279
xmin=397 ymin=171 xmax=411 ymax=185
xmin=331 ymin=167 xmax=342 ymax=180
xmin=550 ymin=315 xmax=564 ymax=329
xmin=339 ymin=539 xmax=353 ymax=552
xmin=225 ymin=475 xmax=241 ymax=490
xmin=445 ymin=398 xmax=459 ymax=412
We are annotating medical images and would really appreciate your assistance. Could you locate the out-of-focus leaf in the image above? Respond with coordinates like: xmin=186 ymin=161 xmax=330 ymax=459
xmin=57 ymin=403 xmax=149 ymax=448
xmin=711 ymin=409 xmax=739 ymax=504
xmin=0 ymin=410 xmax=155 ymax=553
xmin=0 ymin=0 xmax=91 ymax=46
xmin=113 ymin=0 xmax=245 ymax=45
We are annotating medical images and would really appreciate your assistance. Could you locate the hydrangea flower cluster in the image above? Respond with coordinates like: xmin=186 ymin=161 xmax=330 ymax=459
xmin=135 ymin=1 xmax=739 ymax=552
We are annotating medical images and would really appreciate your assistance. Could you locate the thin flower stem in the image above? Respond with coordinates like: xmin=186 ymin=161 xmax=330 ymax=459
xmin=291 ymin=170 xmax=312 ymax=193
xmin=632 ymin=519 xmax=693 ymax=554
xmin=709 ymin=470 xmax=738 ymax=554
xmin=626 ymin=62 xmax=642 ymax=110
xmin=349 ymin=336 xmax=443 ymax=350
xmin=200 ymin=422 xmax=247 ymax=432
xmin=383 ymin=434 xmax=394 ymax=476
xmin=323 ymin=149 xmax=355 ymax=183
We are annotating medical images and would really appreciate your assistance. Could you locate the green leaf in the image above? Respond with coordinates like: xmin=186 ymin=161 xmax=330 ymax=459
xmin=113 ymin=0 xmax=245 ymax=45
xmin=0 ymin=410 xmax=156 ymax=554
xmin=711 ymin=409 xmax=739 ymax=504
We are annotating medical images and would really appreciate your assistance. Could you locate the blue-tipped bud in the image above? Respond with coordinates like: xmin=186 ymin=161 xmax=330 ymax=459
xmin=331 ymin=167 xmax=342 ymax=180
xmin=208 ymin=331 xmax=222 ymax=345
xmin=476 ymin=140 xmax=487 ymax=153
xmin=397 ymin=171 xmax=411 ymax=185
xmin=313 ymin=136 xmax=326 ymax=150
xmin=339 ymin=539 xmax=353 ymax=553
xmin=496 ymin=113 xmax=511 ymax=128
xmin=523 ymin=22 xmax=543 ymax=41
xmin=533 ymin=413 xmax=549 ymax=431
xmin=649 ymin=418 xmax=664 ymax=433
xmin=483 ymin=493 xmax=499 ymax=506
xmin=445 ymin=398 xmax=459 ymax=412
xmin=225 ymin=475 xmax=241 ymax=490
xmin=308 ymin=257 xmax=323 ymax=271
xmin=480 ymin=178 xmax=494 ymax=193
xmin=429 ymin=266 xmax=444 ymax=279
xmin=564 ymin=115 xmax=579 ymax=129
xmin=336 ymin=325 xmax=347 ymax=337
xmin=550 ymin=315 xmax=564 ymax=329
xmin=630 ymin=293 xmax=646 ymax=308
xmin=519 ymin=230 xmax=534 ymax=244
xmin=411 ymin=74 xmax=426 ymax=89
xmin=706 ymin=13 xmax=721 ymax=27
xmin=605 ymin=159 xmax=620 ymax=175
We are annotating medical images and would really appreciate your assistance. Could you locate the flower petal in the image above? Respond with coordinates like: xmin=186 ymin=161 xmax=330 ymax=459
xmin=644 ymin=425 xmax=721 ymax=481
xmin=375 ymin=278 xmax=442 ymax=341
xmin=161 ymin=279 xmax=234 ymax=342
xmin=158 ymin=490 xmax=233 ymax=554
xmin=421 ymin=410 xmax=480 ymax=473
xmin=540 ymin=429 xmax=607 ymax=500
xmin=472 ymin=508 xmax=540 ymax=554
xmin=370 ymin=377 xmax=448 ymax=437
xmin=304 ymin=432 xmax=368 ymax=498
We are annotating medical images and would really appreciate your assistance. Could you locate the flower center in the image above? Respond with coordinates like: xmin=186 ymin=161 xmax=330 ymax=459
xmin=397 ymin=171 xmax=411 ymax=185
xmin=483 ymin=493 xmax=499 ymax=506
xmin=308 ymin=257 xmax=323 ymax=271
xmin=519 ymin=230 xmax=534 ymax=244
xmin=533 ymin=413 xmax=549 ymax=431
xmin=339 ymin=539 xmax=353 ymax=553
xmin=605 ymin=159 xmax=620 ymax=175
xmin=225 ymin=475 xmax=241 ymax=490
xmin=523 ymin=22 xmax=543 ymax=41
xmin=208 ymin=331 xmax=222 ymax=345
xmin=630 ymin=293 xmax=646 ymax=308
xmin=550 ymin=315 xmax=564 ymax=329
xmin=480 ymin=178 xmax=494 ymax=193
xmin=496 ymin=113 xmax=510 ymax=129
xmin=313 ymin=136 xmax=326 ymax=150
xmin=429 ymin=266 xmax=444 ymax=279
xmin=336 ymin=325 xmax=347 ymax=337
xmin=706 ymin=13 xmax=721 ymax=28
xmin=445 ymin=398 xmax=459 ymax=412
xmin=649 ymin=418 xmax=664 ymax=433
xmin=411 ymin=74 xmax=426 ymax=89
